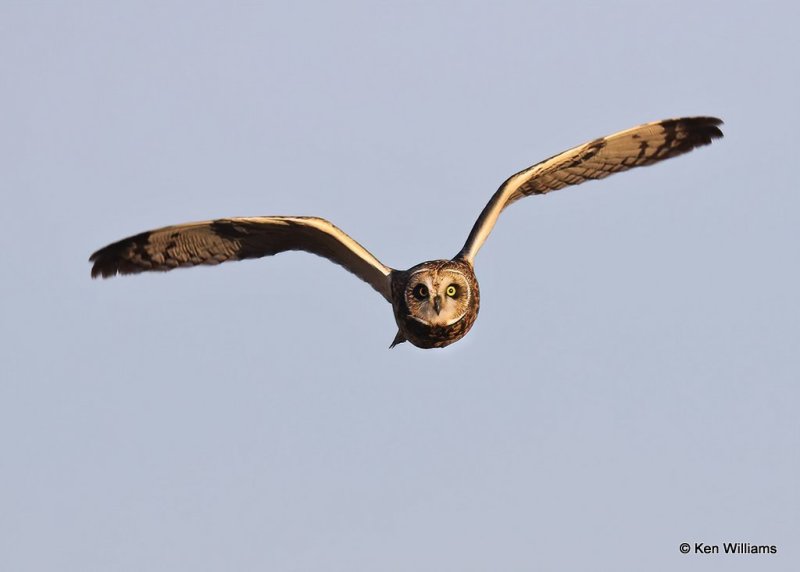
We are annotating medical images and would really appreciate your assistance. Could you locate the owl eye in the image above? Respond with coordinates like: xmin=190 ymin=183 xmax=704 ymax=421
xmin=412 ymin=284 xmax=429 ymax=300
xmin=446 ymin=285 xmax=458 ymax=298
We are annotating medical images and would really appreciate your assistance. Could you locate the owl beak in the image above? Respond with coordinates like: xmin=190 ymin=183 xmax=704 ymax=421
xmin=433 ymin=296 xmax=442 ymax=315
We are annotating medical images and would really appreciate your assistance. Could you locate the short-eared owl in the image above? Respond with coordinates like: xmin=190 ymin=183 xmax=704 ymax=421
xmin=90 ymin=117 xmax=723 ymax=349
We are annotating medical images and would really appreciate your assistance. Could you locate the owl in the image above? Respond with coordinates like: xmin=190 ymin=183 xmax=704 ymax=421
xmin=90 ymin=117 xmax=723 ymax=349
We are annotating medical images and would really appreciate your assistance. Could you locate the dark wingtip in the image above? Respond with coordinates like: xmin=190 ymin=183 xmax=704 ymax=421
xmin=682 ymin=116 xmax=724 ymax=143
xmin=89 ymin=243 xmax=123 ymax=279
xmin=89 ymin=264 xmax=117 ymax=279
xmin=89 ymin=248 xmax=112 ymax=279
xmin=90 ymin=254 xmax=147 ymax=279
xmin=88 ymin=230 xmax=151 ymax=279
xmin=89 ymin=253 xmax=121 ymax=279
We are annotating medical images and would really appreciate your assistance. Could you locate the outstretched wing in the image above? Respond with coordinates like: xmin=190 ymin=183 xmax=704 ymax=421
xmin=457 ymin=116 xmax=724 ymax=263
xmin=90 ymin=216 xmax=394 ymax=302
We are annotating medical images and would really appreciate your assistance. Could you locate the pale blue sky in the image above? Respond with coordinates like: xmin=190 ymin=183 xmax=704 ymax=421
xmin=2 ymin=2 xmax=798 ymax=571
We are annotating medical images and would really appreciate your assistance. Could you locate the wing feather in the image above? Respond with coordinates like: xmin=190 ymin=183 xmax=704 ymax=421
xmin=457 ymin=116 xmax=724 ymax=263
xmin=90 ymin=216 xmax=394 ymax=302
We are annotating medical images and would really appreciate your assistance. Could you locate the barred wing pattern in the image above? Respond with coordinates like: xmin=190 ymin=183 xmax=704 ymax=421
xmin=457 ymin=117 xmax=724 ymax=263
xmin=90 ymin=216 xmax=394 ymax=301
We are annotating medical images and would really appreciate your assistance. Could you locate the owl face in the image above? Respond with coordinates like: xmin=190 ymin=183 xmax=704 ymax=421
xmin=403 ymin=263 xmax=473 ymax=327
xmin=390 ymin=259 xmax=480 ymax=348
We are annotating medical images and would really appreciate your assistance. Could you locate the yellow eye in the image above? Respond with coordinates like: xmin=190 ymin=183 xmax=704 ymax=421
xmin=446 ymin=285 xmax=458 ymax=297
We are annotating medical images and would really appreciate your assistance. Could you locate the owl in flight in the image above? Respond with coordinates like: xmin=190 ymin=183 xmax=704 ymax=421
xmin=91 ymin=117 xmax=723 ymax=348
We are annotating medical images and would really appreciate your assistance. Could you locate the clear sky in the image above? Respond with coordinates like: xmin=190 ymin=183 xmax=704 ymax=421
xmin=2 ymin=2 xmax=798 ymax=571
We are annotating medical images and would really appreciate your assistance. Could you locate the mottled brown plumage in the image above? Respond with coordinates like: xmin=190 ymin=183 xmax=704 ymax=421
xmin=90 ymin=117 xmax=723 ymax=349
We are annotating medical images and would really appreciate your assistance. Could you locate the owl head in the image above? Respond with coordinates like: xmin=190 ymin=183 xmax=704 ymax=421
xmin=402 ymin=260 xmax=475 ymax=328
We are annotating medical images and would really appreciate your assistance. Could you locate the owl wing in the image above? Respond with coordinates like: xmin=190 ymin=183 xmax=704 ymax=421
xmin=90 ymin=216 xmax=394 ymax=302
xmin=456 ymin=116 xmax=724 ymax=263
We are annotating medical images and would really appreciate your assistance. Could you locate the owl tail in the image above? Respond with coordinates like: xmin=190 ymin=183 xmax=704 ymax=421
xmin=389 ymin=330 xmax=407 ymax=349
